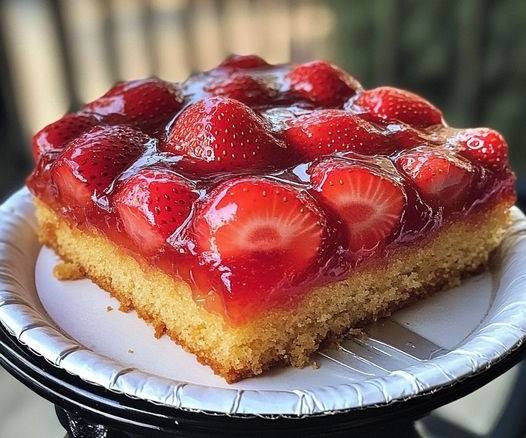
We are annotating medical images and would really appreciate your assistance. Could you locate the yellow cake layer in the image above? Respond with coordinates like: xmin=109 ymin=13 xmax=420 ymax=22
xmin=35 ymin=199 xmax=511 ymax=382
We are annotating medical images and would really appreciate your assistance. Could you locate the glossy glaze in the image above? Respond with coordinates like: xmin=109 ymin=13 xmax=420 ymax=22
xmin=27 ymin=57 xmax=516 ymax=324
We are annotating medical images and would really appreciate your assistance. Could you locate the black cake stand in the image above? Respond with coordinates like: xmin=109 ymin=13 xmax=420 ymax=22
xmin=1 ymin=322 xmax=525 ymax=438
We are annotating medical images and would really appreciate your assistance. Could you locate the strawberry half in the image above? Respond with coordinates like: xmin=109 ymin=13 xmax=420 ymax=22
xmin=32 ymin=113 xmax=98 ymax=162
xmin=452 ymin=128 xmax=509 ymax=173
xmin=218 ymin=54 xmax=269 ymax=70
xmin=51 ymin=125 xmax=149 ymax=207
xmin=282 ymin=110 xmax=395 ymax=160
xmin=310 ymin=159 xmax=405 ymax=252
xmin=396 ymin=148 xmax=473 ymax=210
xmin=194 ymin=177 xmax=326 ymax=310
xmin=286 ymin=60 xmax=361 ymax=107
xmin=354 ymin=86 xmax=443 ymax=128
xmin=114 ymin=168 xmax=198 ymax=253
xmin=205 ymin=73 xmax=275 ymax=106
xmin=164 ymin=97 xmax=286 ymax=175
xmin=84 ymin=78 xmax=183 ymax=134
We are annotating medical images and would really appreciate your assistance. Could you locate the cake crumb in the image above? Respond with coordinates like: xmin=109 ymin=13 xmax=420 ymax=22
xmin=53 ymin=262 xmax=85 ymax=281
xmin=119 ymin=303 xmax=132 ymax=313
xmin=310 ymin=361 xmax=320 ymax=370
xmin=128 ymin=348 xmax=134 ymax=354
xmin=154 ymin=323 xmax=167 ymax=339
xmin=346 ymin=328 xmax=366 ymax=340
xmin=106 ymin=306 xmax=113 ymax=312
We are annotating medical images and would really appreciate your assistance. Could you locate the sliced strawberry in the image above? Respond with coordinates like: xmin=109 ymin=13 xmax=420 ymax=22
xmin=452 ymin=128 xmax=509 ymax=173
xmin=164 ymin=97 xmax=285 ymax=175
xmin=51 ymin=125 xmax=149 ymax=207
xmin=114 ymin=168 xmax=198 ymax=253
xmin=205 ymin=73 xmax=274 ymax=106
xmin=218 ymin=54 xmax=269 ymax=70
xmin=84 ymin=78 xmax=183 ymax=134
xmin=286 ymin=60 xmax=361 ymax=107
xmin=310 ymin=159 xmax=405 ymax=252
xmin=354 ymin=87 xmax=443 ymax=128
xmin=396 ymin=148 xmax=473 ymax=209
xmin=32 ymin=113 xmax=98 ymax=162
xmin=194 ymin=178 xmax=326 ymax=310
xmin=282 ymin=110 xmax=395 ymax=160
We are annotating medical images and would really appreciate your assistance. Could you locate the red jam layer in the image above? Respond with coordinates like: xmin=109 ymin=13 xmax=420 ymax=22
xmin=27 ymin=55 xmax=516 ymax=325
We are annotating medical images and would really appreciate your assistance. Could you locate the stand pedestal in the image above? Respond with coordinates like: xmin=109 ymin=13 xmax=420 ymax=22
xmin=55 ymin=406 xmax=421 ymax=438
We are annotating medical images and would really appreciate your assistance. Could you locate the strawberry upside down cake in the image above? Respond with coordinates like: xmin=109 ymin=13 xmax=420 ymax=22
xmin=28 ymin=55 xmax=516 ymax=382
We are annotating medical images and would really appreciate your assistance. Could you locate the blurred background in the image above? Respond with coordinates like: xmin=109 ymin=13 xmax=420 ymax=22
xmin=0 ymin=0 xmax=525 ymax=436
xmin=1 ymin=0 xmax=526 ymax=200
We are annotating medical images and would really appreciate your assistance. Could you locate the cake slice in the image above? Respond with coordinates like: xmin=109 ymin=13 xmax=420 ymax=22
xmin=28 ymin=56 xmax=516 ymax=382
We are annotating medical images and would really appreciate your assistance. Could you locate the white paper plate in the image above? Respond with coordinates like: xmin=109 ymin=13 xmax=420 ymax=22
xmin=1 ymin=187 xmax=526 ymax=416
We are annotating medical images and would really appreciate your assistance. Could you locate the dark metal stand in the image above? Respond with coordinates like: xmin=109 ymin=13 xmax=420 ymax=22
xmin=55 ymin=405 xmax=421 ymax=438
xmin=56 ymin=407 xmax=117 ymax=438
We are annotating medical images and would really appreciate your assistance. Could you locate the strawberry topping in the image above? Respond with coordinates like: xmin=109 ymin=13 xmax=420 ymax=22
xmin=84 ymin=78 xmax=183 ymax=134
xmin=287 ymin=60 xmax=361 ymax=107
xmin=355 ymin=111 xmax=440 ymax=149
xmin=32 ymin=113 xmax=98 ymax=162
xmin=282 ymin=110 xmax=394 ymax=160
xmin=310 ymin=159 xmax=405 ymax=252
xmin=194 ymin=177 xmax=326 ymax=316
xmin=195 ymin=178 xmax=324 ymax=264
xmin=25 ymin=56 xmax=514 ymax=322
xmin=114 ymin=168 xmax=198 ymax=253
xmin=354 ymin=86 xmax=443 ymax=128
xmin=397 ymin=148 xmax=473 ymax=209
xmin=452 ymin=128 xmax=509 ymax=173
xmin=51 ymin=125 xmax=149 ymax=207
xmin=205 ymin=73 xmax=275 ymax=106
xmin=218 ymin=54 xmax=269 ymax=70
xmin=164 ymin=97 xmax=285 ymax=175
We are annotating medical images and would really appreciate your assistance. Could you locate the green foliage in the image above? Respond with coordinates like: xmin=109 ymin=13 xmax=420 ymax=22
xmin=331 ymin=0 xmax=526 ymax=176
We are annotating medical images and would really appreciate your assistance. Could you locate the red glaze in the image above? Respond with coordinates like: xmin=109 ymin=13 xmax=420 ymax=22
xmin=27 ymin=55 xmax=516 ymax=325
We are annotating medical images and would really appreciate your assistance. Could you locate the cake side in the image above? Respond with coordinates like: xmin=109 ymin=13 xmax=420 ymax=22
xmin=35 ymin=199 xmax=512 ymax=382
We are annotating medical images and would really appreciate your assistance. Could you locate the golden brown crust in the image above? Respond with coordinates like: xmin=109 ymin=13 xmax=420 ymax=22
xmin=53 ymin=261 xmax=86 ymax=281
xmin=35 ymin=198 xmax=513 ymax=382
